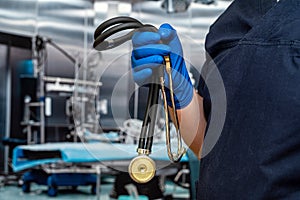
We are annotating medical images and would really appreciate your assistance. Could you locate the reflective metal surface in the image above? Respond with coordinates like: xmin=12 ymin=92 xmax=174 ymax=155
xmin=0 ymin=0 xmax=93 ymax=48
xmin=0 ymin=0 xmax=231 ymax=130
xmin=128 ymin=155 xmax=156 ymax=183
xmin=0 ymin=0 xmax=231 ymax=53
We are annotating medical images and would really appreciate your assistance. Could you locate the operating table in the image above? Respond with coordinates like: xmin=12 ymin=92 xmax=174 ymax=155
xmin=12 ymin=141 xmax=188 ymax=198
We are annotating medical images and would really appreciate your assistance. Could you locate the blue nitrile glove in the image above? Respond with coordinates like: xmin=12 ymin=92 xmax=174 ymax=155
xmin=131 ymin=23 xmax=193 ymax=109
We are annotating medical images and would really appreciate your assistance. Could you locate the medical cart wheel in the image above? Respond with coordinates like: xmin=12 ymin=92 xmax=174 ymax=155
xmin=91 ymin=184 xmax=97 ymax=195
xmin=48 ymin=185 xmax=58 ymax=197
xmin=22 ymin=181 xmax=30 ymax=193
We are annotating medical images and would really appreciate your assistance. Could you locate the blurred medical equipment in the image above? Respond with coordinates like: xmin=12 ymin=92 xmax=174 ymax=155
xmin=22 ymin=35 xmax=103 ymax=143
xmin=121 ymin=119 xmax=164 ymax=144
xmin=162 ymin=0 xmax=215 ymax=13
xmin=93 ymin=16 xmax=185 ymax=183
xmin=21 ymin=95 xmax=43 ymax=144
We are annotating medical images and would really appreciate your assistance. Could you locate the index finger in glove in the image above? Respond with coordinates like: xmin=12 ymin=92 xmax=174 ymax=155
xmin=132 ymin=32 xmax=161 ymax=47
xmin=132 ymin=55 xmax=164 ymax=70
xmin=133 ymin=44 xmax=170 ymax=60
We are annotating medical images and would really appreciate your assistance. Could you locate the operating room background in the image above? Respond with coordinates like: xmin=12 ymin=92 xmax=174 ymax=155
xmin=0 ymin=0 xmax=230 ymax=172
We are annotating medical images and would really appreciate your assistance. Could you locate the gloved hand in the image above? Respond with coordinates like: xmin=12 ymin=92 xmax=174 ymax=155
xmin=131 ymin=23 xmax=193 ymax=109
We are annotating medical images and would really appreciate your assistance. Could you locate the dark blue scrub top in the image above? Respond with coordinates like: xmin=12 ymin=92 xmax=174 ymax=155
xmin=197 ymin=0 xmax=300 ymax=199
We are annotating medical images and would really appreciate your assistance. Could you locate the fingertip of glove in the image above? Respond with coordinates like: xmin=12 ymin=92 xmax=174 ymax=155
xmin=160 ymin=23 xmax=174 ymax=30
xmin=159 ymin=23 xmax=176 ymax=40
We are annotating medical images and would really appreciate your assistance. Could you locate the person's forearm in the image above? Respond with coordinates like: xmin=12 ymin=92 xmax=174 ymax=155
xmin=170 ymin=90 xmax=207 ymax=159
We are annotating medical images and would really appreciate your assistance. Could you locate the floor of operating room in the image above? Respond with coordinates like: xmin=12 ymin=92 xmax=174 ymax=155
xmin=0 ymin=175 xmax=190 ymax=200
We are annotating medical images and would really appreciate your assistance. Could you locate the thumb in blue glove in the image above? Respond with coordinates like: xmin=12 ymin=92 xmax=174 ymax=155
xmin=131 ymin=23 xmax=193 ymax=109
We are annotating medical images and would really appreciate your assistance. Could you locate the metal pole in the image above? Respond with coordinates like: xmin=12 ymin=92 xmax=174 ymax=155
xmin=96 ymin=165 xmax=101 ymax=200
xmin=39 ymin=56 xmax=45 ymax=143
xmin=4 ymin=45 xmax=11 ymax=175
xmin=74 ymin=58 xmax=79 ymax=143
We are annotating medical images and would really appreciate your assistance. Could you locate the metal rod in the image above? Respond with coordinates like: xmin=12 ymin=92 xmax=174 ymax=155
xmin=43 ymin=76 xmax=102 ymax=87
xmin=39 ymin=50 xmax=45 ymax=144
xmin=96 ymin=165 xmax=101 ymax=200
xmin=4 ymin=44 xmax=11 ymax=174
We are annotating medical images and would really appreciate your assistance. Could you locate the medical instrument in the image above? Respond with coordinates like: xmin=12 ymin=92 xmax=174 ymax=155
xmin=93 ymin=16 xmax=185 ymax=183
